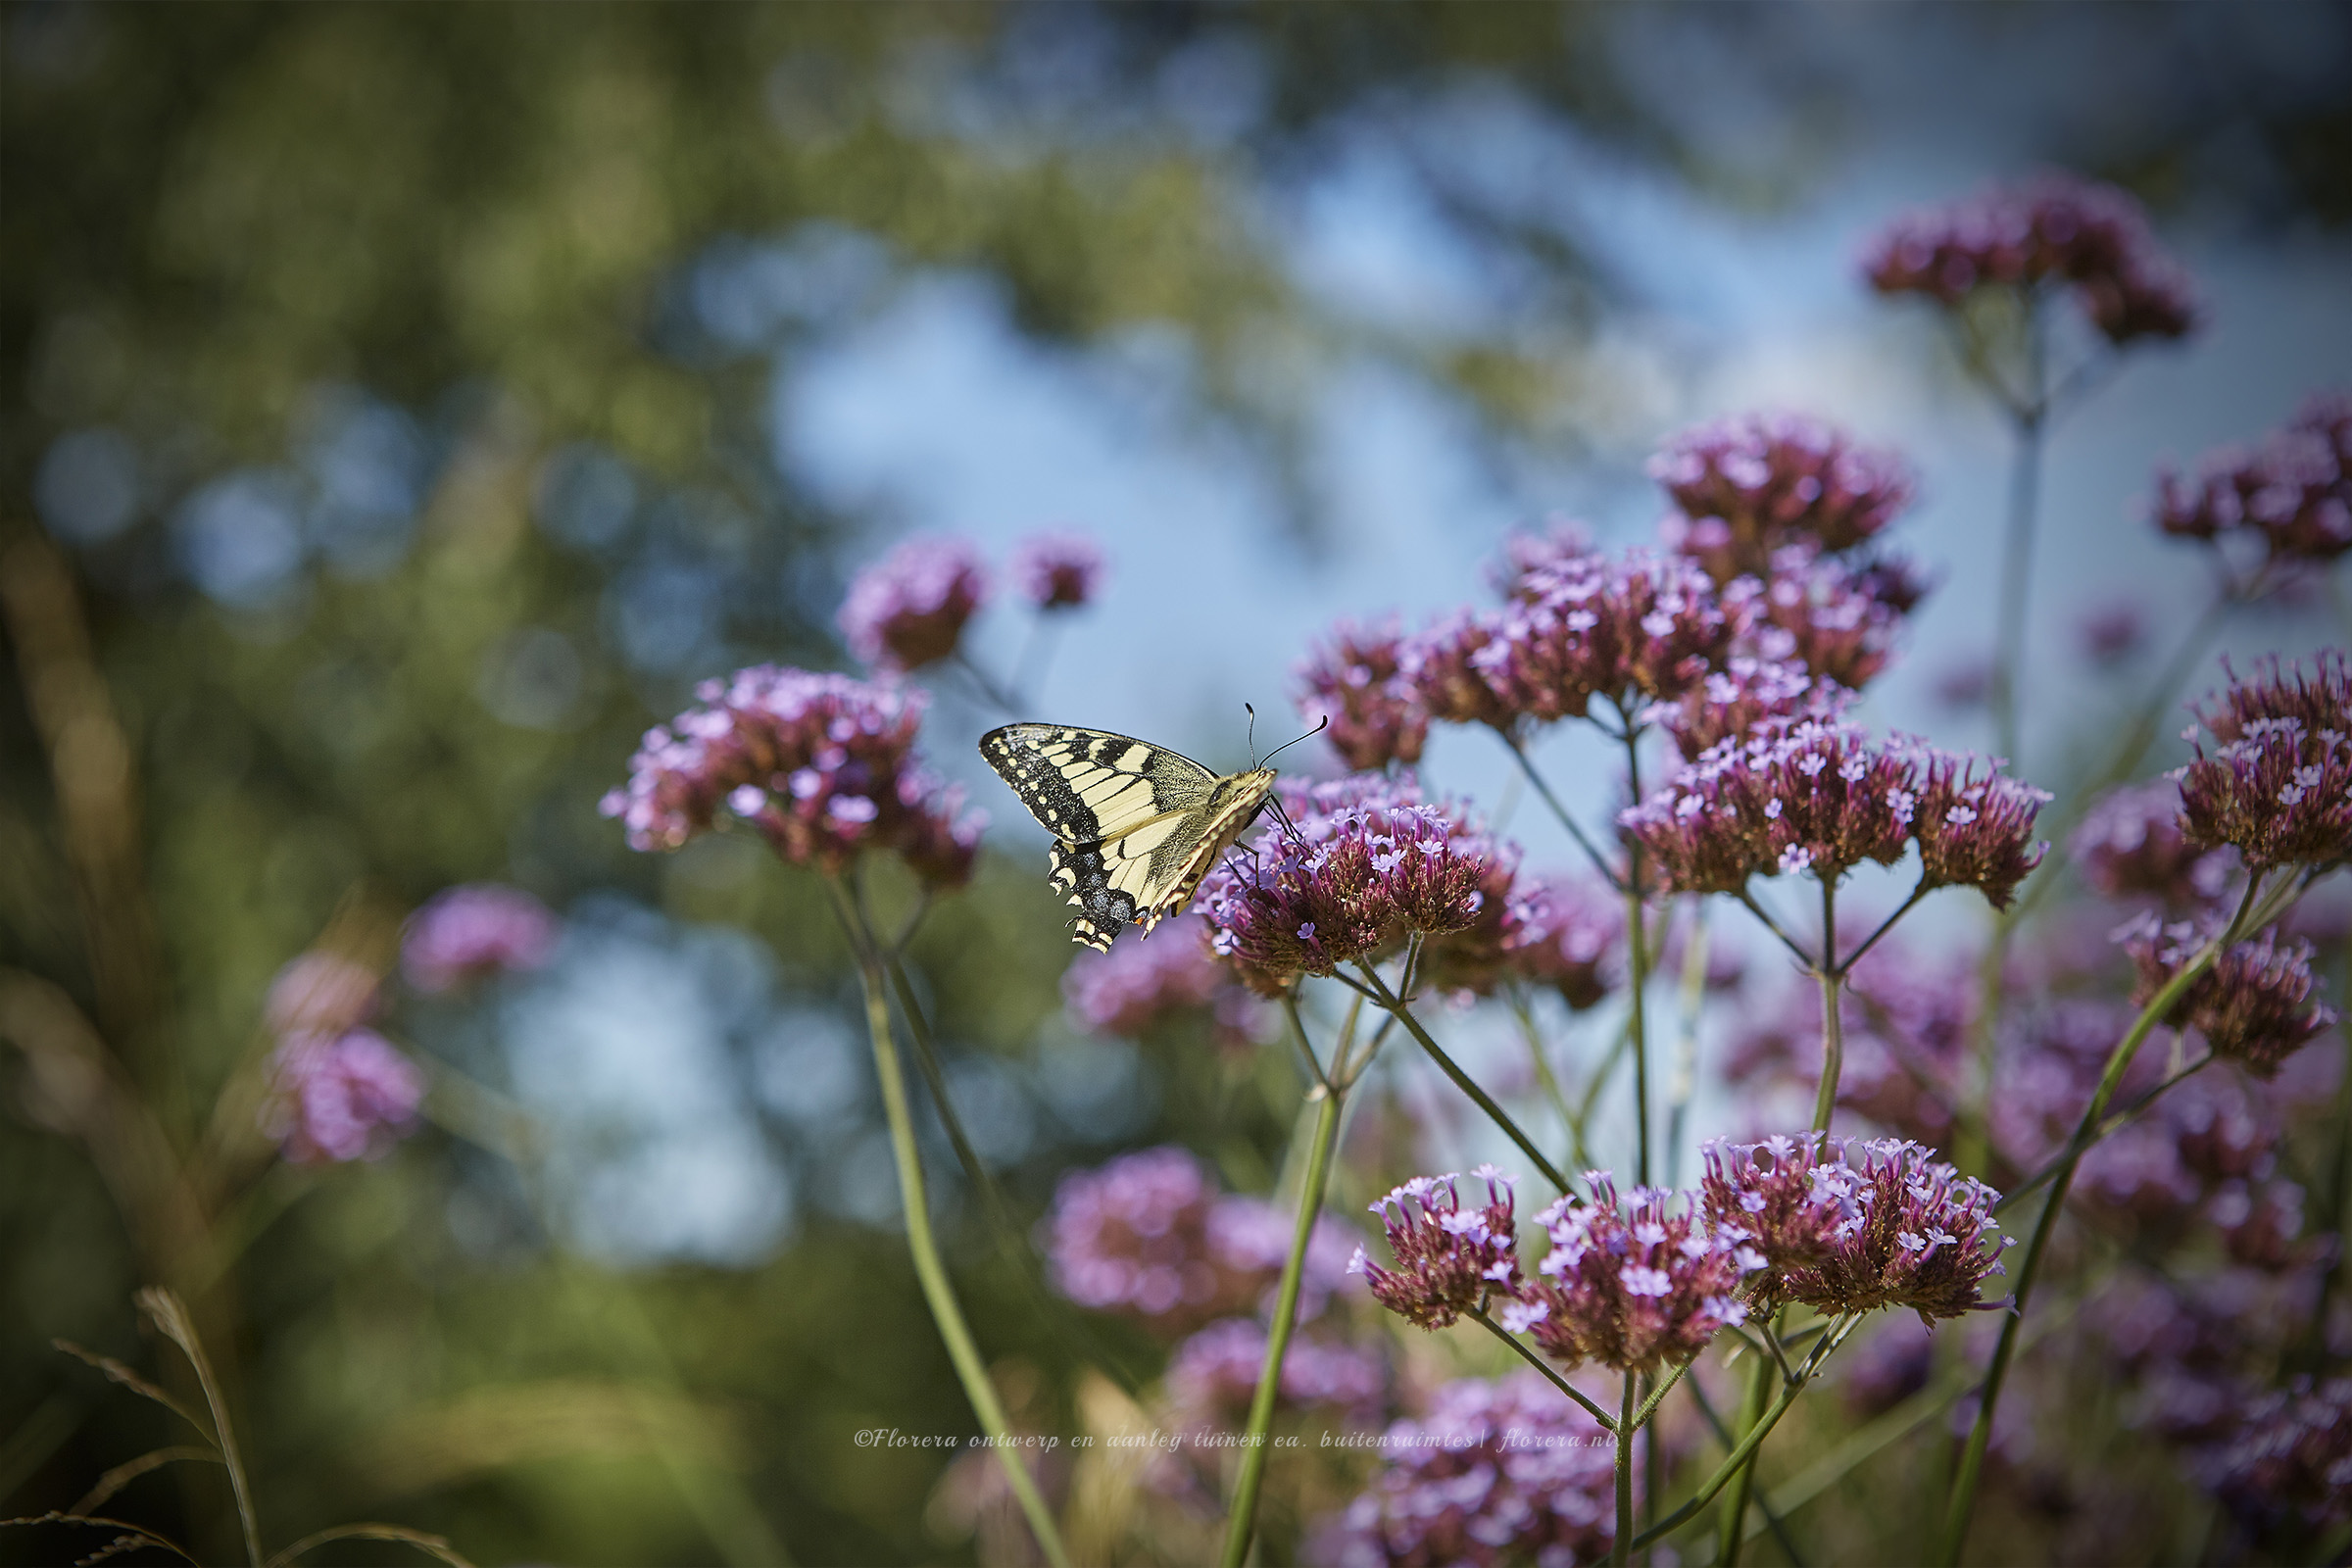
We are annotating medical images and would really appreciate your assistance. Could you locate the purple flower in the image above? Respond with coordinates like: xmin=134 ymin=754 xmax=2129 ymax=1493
xmin=2156 ymin=392 xmax=2352 ymax=573
xmin=1296 ymin=617 xmax=1431 ymax=770
xmin=266 ymin=1029 xmax=426 ymax=1164
xmin=1476 ymin=548 xmax=1742 ymax=725
xmin=1698 ymin=1135 xmax=1857 ymax=1289
xmin=2199 ymin=1376 xmax=2352 ymax=1527
xmin=1655 ymin=655 xmax=1851 ymax=761
xmin=1352 ymin=1167 xmax=1522 ymax=1330
xmin=263 ymin=952 xmax=381 ymax=1037
xmin=2079 ymin=601 xmax=2148 ymax=665
xmin=1197 ymin=775 xmax=1502 ymax=997
xmin=837 ymin=535 xmax=991 ymax=670
xmin=1166 ymin=1317 xmax=1388 ymax=1427
xmin=2122 ymin=916 xmax=2338 ymax=1078
xmin=1495 ymin=875 xmax=1623 ymax=1009
xmin=1060 ymin=913 xmax=1236 ymax=1037
xmin=2071 ymin=779 xmax=2230 ymax=909
xmin=1400 ymin=609 xmax=1519 ymax=732
xmin=600 ymin=665 xmax=983 ymax=887
xmin=401 ymin=884 xmax=560 ymax=993
xmin=1511 ymin=1177 xmax=1756 ymax=1377
xmin=1861 ymin=172 xmax=2201 ymax=346
xmin=1744 ymin=544 xmax=1914 ymax=691
xmin=1620 ymin=721 xmax=2050 ymax=907
xmin=1651 ymin=413 xmax=1917 ymax=581
xmin=2177 ymin=652 xmax=2352 ymax=872
xmin=1008 ymin=531 xmax=1104 ymax=611
xmin=1320 ymin=1373 xmax=1620 ymax=1568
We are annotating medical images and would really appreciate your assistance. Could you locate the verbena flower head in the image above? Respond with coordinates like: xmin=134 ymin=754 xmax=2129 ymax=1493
xmin=401 ymin=884 xmax=559 ymax=993
xmin=1475 ymin=547 xmax=1740 ymax=726
xmin=2199 ymin=1376 xmax=2352 ymax=1528
xmin=1060 ymin=912 xmax=1227 ymax=1036
xmin=1497 ymin=875 xmax=1623 ymax=1009
xmin=1008 ymin=531 xmax=1104 ymax=611
xmin=2156 ymin=393 xmax=2352 ymax=575
xmin=1296 ymin=617 xmax=1430 ymax=770
xmin=1197 ymin=775 xmax=1500 ymax=996
xmin=1401 ymin=609 xmax=1519 ymax=732
xmin=1745 ymin=544 xmax=1912 ymax=691
xmin=1506 ymin=1177 xmax=1755 ymax=1377
xmin=1862 ymin=172 xmax=2200 ymax=346
xmin=264 ymin=952 xmax=381 ymax=1037
xmin=266 ymin=1029 xmax=426 ymax=1164
xmin=1651 ymin=413 xmax=1917 ymax=581
xmin=2122 ymin=916 xmax=2338 ymax=1078
xmin=1351 ymin=1167 xmax=1521 ymax=1330
xmin=837 ymin=535 xmax=990 ymax=669
xmin=1166 ymin=1317 xmax=1388 ymax=1427
xmin=2071 ymin=779 xmax=2230 ymax=909
xmin=2177 ymin=652 xmax=2352 ymax=872
xmin=1620 ymin=721 xmax=2050 ymax=906
xmin=1699 ymin=1135 xmax=1858 ymax=1285
xmin=601 ymin=665 xmax=982 ymax=887
xmin=1655 ymin=655 xmax=1851 ymax=761
xmin=1322 ymin=1373 xmax=1619 ymax=1568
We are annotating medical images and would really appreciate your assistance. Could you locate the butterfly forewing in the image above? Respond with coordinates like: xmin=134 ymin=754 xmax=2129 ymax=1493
xmin=980 ymin=723 xmax=1277 ymax=951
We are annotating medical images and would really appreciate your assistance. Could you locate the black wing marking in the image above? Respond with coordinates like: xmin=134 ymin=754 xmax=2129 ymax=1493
xmin=978 ymin=723 xmax=1215 ymax=843
xmin=1051 ymin=840 xmax=1137 ymax=952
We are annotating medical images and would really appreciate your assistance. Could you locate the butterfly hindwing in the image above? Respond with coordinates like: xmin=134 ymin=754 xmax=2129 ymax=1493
xmin=982 ymin=723 xmax=1278 ymax=951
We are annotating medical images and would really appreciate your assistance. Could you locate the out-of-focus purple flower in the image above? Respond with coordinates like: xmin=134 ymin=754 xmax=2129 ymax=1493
xmin=1165 ymin=1317 xmax=1389 ymax=1428
xmin=600 ymin=665 xmax=983 ymax=887
xmin=1321 ymin=1373 xmax=1620 ymax=1568
xmin=1008 ymin=531 xmax=1104 ymax=611
xmin=1296 ymin=617 xmax=1430 ymax=771
xmin=837 ymin=535 xmax=991 ymax=670
xmin=2156 ymin=393 xmax=2352 ymax=575
xmin=2079 ymin=601 xmax=2148 ymax=665
xmin=1401 ymin=609 xmax=1519 ymax=732
xmin=2198 ymin=1376 xmax=2352 ymax=1527
xmin=1651 ymin=413 xmax=1917 ymax=581
xmin=1351 ymin=1167 xmax=1522 ymax=1330
xmin=2071 ymin=779 xmax=2231 ymax=910
xmin=1861 ymin=172 xmax=2201 ymax=347
xmin=1197 ymin=775 xmax=1501 ymax=997
xmin=2123 ymin=916 xmax=2338 ymax=1078
xmin=1744 ymin=545 xmax=1911 ymax=691
xmin=1836 ymin=1315 xmax=1936 ymax=1418
xmin=1654 ymin=656 xmax=1851 ymax=761
xmin=1508 ymin=1177 xmax=1755 ymax=1377
xmin=1477 ymin=548 xmax=1742 ymax=726
xmin=2207 ymin=1179 xmax=2313 ymax=1271
xmin=264 ymin=953 xmax=381 ymax=1037
xmin=401 ymin=884 xmax=559 ymax=993
xmin=1934 ymin=657 xmax=1994 ymax=712
xmin=2177 ymin=653 xmax=2352 ymax=873
xmin=1060 ymin=912 xmax=1226 ymax=1035
xmin=1497 ymin=875 xmax=1623 ymax=1009
xmin=1698 ymin=1134 xmax=1856 ymax=1290
xmin=266 ymin=1029 xmax=426 ymax=1164
xmin=1620 ymin=721 xmax=2050 ymax=907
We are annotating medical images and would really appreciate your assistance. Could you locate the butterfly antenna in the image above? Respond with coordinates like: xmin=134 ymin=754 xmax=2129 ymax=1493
xmin=1259 ymin=714 xmax=1330 ymax=769
xmin=1246 ymin=702 xmax=1260 ymax=767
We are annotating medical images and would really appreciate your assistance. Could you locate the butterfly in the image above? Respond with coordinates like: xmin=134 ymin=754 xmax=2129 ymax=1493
xmin=978 ymin=723 xmax=1279 ymax=952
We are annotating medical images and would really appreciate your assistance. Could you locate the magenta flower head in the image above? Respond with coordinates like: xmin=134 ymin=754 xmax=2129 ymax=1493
xmin=266 ymin=1029 xmax=426 ymax=1164
xmin=401 ymin=884 xmax=559 ymax=993
xmin=837 ymin=535 xmax=991 ymax=670
xmin=1197 ymin=775 xmax=1500 ymax=997
xmin=1321 ymin=1373 xmax=1620 ymax=1568
xmin=2071 ymin=779 xmax=2230 ymax=909
xmin=1504 ymin=1177 xmax=1756 ymax=1377
xmin=1008 ymin=531 xmax=1103 ymax=611
xmin=1351 ymin=1167 xmax=1522 ymax=1330
xmin=1650 ymin=413 xmax=1917 ymax=581
xmin=264 ymin=952 xmax=381 ymax=1037
xmin=2201 ymin=1376 xmax=2352 ymax=1528
xmin=1477 ymin=548 xmax=1741 ymax=725
xmin=1497 ymin=875 xmax=1623 ymax=1009
xmin=601 ymin=665 xmax=983 ymax=888
xmin=1295 ymin=617 xmax=1431 ymax=771
xmin=1698 ymin=1135 xmax=1858 ymax=1290
xmin=2177 ymin=653 xmax=2352 ymax=872
xmin=1060 ymin=912 xmax=1227 ymax=1036
xmin=1655 ymin=656 xmax=1851 ymax=762
xmin=2122 ymin=915 xmax=2338 ymax=1078
xmin=2156 ymin=392 xmax=2352 ymax=576
xmin=1167 ymin=1317 xmax=1388 ymax=1428
xmin=1861 ymin=172 xmax=2200 ymax=347
xmin=1745 ymin=544 xmax=1914 ymax=691
xmin=1620 ymin=721 xmax=2050 ymax=907
xmin=1401 ymin=609 xmax=1520 ymax=732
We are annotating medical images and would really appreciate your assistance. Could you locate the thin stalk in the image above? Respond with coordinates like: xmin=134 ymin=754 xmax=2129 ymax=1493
xmin=1219 ymin=1080 xmax=1347 ymax=1568
xmin=1573 ymin=1015 xmax=1638 ymax=1177
xmin=1502 ymin=731 xmax=1625 ymax=891
xmin=1623 ymin=723 xmax=1651 ymax=1186
xmin=1687 ymin=1367 xmax=1803 ymax=1568
xmin=1988 ymin=318 xmax=2047 ymax=769
xmin=1468 ymin=1307 xmax=1617 ymax=1431
xmin=1510 ymin=988 xmax=1580 ymax=1157
xmin=1812 ymin=879 xmax=1843 ymax=1135
xmin=1716 ymin=1349 xmax=1774 ymax=1566
xmin=1841 ymin=879 xmax=1930 ymax=973
xmin=1280 ymin=991 xmax=1332 ymax=1093
xmin=1610 ymin=1375 xmax=1639 ymax=1568
xmin=1736 ymin=888 xmax=1816 ymax=970
xmin=1993 ymin=1054 xmax=2216 ymax=1217
xmin=1632 ymin=1365 xmax=1813 ymax=1549
xmin=1356 ymin=961 xmax=1571 ymax=1193
xmin=1664 ymin=902 xmax=1709 ymax=1187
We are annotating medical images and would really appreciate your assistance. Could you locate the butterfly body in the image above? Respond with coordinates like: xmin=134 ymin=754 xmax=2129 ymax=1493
xmin=979 ymin=723 xmax=1276 ymax=951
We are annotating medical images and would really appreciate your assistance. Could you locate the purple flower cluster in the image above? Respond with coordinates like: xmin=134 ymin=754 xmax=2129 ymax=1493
xmin=1039 ymin=1146 xmax=1354 ymax=1336
xmin=2177 ymin=653 xmax=2352 ymax=872
xmin=1655 ymin=655 xmax=1850 ymax=761
xmin=2200 ymin=1376 xmax=2352 ymax=1526
xmin=1400 ymin=609 xmax=1518 ymax=732
xmin=1482 ymin=548 xmax=1741 ymax=722
xmin=2122 ymin=915 xmax=2338 ymax=1078
xmin=2156 ymin=393 xmax=2352 ymax=573
xmin=601 ymin=666 xmax=982 ymax=887
xmin=1745 ymin=546 xmax=1910 ymax=691
xmin=2071 ymin=779 xmax=2230 ymax=909
xmin=1008 ymin=531 xmax=1104 ymax=611
xmin=1321 ymin=1373 xmax=1620 ymax=1568
xmin=1495 ymin=875 xmax=1623 ymax=1010
xmin=1349 ymin=1167 xmax=1522 ymax=1330
xmin=1507 ymin=1178 xmax=1756 ymax=1377
xmin=1165 ymin=1317 xmax=1388 ymax=1428
xmin=1060 ymin=913 xmax=1251 ymax=1042
xmin=266 ymin=1028 xmax=426 ymax=1164
xmin=1620 ymin=720 xmax=2050 ymax=906
xmin=1296 ymin=618 xmax=1430 ymax=771
xmin=1651 ymin=413 xmax=1917 ymax=581
xmin=400 ymin=884 xmax=559 ymax=993
xmin=1700 ymin=1136 xmax=2013 ymax=1324
xmin=838 ymin=535 xmax=991 ymax=670
xmin=1196 ymin=776 xmax=1498 ymax=997
xmin=1861 ymin=172 xmax=2200 ymax=346
xmin=264 ymin=952 xmax=380 ymax=1037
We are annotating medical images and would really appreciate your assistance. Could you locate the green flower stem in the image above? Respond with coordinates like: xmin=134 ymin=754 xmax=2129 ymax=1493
xmin=1714 ymin=1351 xmax=1775 ymax=1567
xmin=1987 ymin=312 xmax=2047 ymax=768
xmin=841 ymin=930 xmax=1069 ymax=1568
xmin=1623 ymin=723 xmax=1651 ymax=1187
xmin=1218 ymin=1078 xmax=1347 ymax=1568
xmin=1992 ymin=1054 xmax=2215 ymax=1218
xmin=1811 ymin=877 xmax=1843 ymax=1135
xmin=1467 ymin=1307 xmax=1617 ymax=1431
xmin=1356 ymin=962 xmax=1572 ymax=1194
xmin=1501 ymin=732 xmax=1625 ymax=892
xmin=1610 ymin=1374 xmax=1639 ymax=1568
xmin=1632 ymin=1357 xmax=1813 ymax=1550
